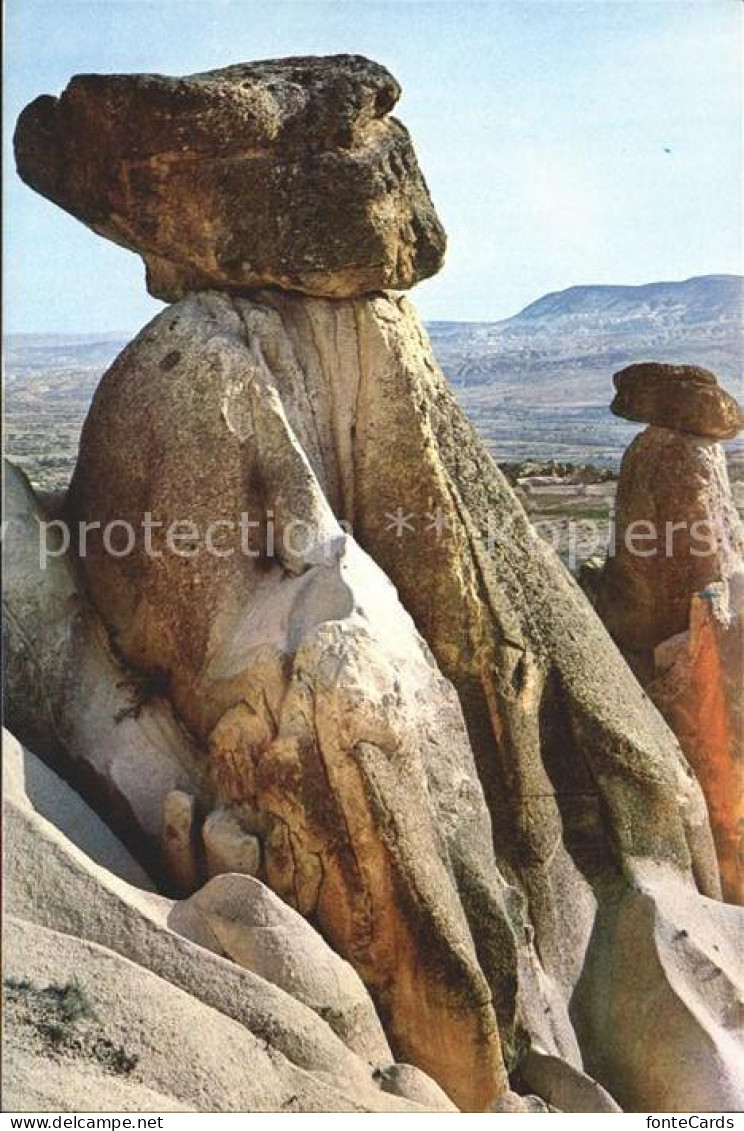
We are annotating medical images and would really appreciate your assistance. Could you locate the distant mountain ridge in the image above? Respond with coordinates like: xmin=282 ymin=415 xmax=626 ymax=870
xmin=8 ymin=273 xmax=742 ymax=384
xmin=511 ymin=274 xmax=741 ymax=327
xmin=5 ymin=274 xmax=742 ymax=478
xmin=428 ymin=274 xmax=743 ymax=397
xmin=428 ymin=273 xmax=742 ymax=465
xmin=4 ymin=333 xmax=128 ymax=373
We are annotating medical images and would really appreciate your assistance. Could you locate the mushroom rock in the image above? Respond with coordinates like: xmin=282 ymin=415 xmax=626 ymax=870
xmin=13 ymin=55 xmax=445 ymax=301
xmin=595 ymin=363 xmax=743 ymax=904
xmin=12 ymin=55 xmax=743 ymax=1113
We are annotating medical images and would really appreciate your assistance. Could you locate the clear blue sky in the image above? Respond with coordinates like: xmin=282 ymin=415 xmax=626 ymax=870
xmin=4 ymin=0 xmax=742 ymax=333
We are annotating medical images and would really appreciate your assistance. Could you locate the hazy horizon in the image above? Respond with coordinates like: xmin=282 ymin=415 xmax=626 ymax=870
xmin=5 ymin=0 xmax=743 ymax=334
xmin=5 ymin=271 xmax=743 ymax=339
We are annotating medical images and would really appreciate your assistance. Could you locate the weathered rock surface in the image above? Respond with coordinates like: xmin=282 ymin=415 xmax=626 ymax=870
xmin=64 ymin=289 xmax=732 ymax=1111
xmin=573 ymin=870 xmax=744 ymax=1112
xmin=649 ymin=577 xmax=744 ymax=905
xmin=170 ymin=872 xmax=393 ymax=1067
xmin=3 ymin=728 xmax=154 ymax=891
xmin=596 ymin=426 xmax=744 ymax=653
xmin=201 ymin=807 xmax=262 ymax=879
xmin=14 ymin=48 xmax=740 ymax=1116
xmin=2 ymin=458 xmax=204 ymax=882
xmin=66 ymin=295 xmax=534 ymax=1111
xmin=611 ymin=362 xmax=742 ymax=439
xmin=161 ymin=790 xmax=200 ymax=894
xmin=2 ymin=730 xmax=453 ymax=1113
xmin=13 ymin=56 xmax=445 ymax=302
xmin=519 ymin=1049 xmax=622 ymax=1113
xmin=596 ymin=366 xmax=743 ymax=904
xmin=373 ymin=1064 xmax=458 ymax=1111
xmin=2 ymin=452 xmax=544 ymax=1112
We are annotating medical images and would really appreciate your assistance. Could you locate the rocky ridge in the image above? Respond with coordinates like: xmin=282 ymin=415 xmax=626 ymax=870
xmin=3 ymin=730 xmax=456 ymax=1113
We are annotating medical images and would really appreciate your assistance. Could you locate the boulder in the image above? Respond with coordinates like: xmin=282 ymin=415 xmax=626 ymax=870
xmin=13 ymin=56 xmax=445 ymax=302
xmin=611 ymin=363 xmax=742 ymax=439
xmin=374 ymin=1064 xmax=458 ymax=1111
xmin=596 ymin=426 xmax=744 ymax=652
xmin=2 ymin=731 xmax=453 ymax=1112
xmin=12 ymin=47 xmax=737 ymax=1116
xmin=66 ymin=289 xmax=726 ymax=1110
xmin=649 ymin=577 xmax=744 ymax=904
xmin=161 ymin=790 xmax=200 ymax=894
xmin=519 ymin=1049 xmax=622 ymax=1113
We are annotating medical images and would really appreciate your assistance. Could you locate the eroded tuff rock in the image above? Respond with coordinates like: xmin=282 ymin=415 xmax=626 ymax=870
xmin=62 ymin=290 xmax=738 ymax=1111
xmin=573 ymin=869 xmax=744 ymax=1112
xmin=5 ymin=456 xmax=524 ymax=1112
xmin=170 ymin=872 xmax=395 ymax=1068
xmin=612 ymin=363 xmax=743 ymax=440
xmin=12 ymin=52 xmax=742 ymax=1110
xmin=65 ymin=297 xmax=533 ymax=1111
xmin=596 ymin=427 xmax=743 ymax=654
xmin=201 ymin=807 xmax=262 ymax=879
xmin=596 ymin=365 xmax=743 ymax=905
xmin=13 ymin=55 xmax=445 ymax=301
xmin=2 ymin=458 xmax=203 ymax=877
xmin=649 ymin=578 xmax=744 ymax=905
xmin=2 ymin=730 xmax=455 ymax=1113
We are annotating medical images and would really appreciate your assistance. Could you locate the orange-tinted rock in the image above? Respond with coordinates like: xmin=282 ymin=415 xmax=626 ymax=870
xmin=611 ymin=363 xmax=742 ymax=440
xmin=597 ymin=365 xmax=743 ymax=903
xmin=596 ymin=426 xmax=744 ymax=652
xmin=650 ymin=577 xmax=744 ymax=905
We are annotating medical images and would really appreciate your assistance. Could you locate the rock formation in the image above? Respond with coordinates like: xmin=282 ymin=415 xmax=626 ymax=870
xmin=7 ymin=56 xmax=744 ymax=1113
xmin=3 ymin=730 xmax=456 ymax=1113
xmin=597 ymin=424 xmax=742 ymax=656
xmin=3 ymin=459 xmax=203 ymax=881
xmin=648 ymin=579 xmax=744 ymax=904
xmin=14 ymin=56 xmax=445 ymax=301
xmin=572 ymin=867 xmax=744 ymax=1111
xmin=6 ymin=449 xmax=524 ymax=1111
xmin=596 ymin=362 xmax=744 ymax=904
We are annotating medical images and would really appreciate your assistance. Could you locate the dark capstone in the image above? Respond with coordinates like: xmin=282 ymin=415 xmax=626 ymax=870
xmin=14 ymin=55 xmax=446 ymax=301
